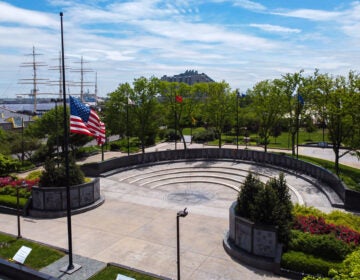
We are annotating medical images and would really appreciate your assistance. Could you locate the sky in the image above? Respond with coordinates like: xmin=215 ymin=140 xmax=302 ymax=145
xmin=0 ymin=0 xmax=360 ymax=99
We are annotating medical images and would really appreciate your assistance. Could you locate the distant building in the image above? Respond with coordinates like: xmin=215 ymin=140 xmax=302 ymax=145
xmin=161 ymin=70 xmax=215 ymax=85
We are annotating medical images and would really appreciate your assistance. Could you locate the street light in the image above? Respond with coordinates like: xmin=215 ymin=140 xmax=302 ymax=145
xmin=177 ymin=208 xmax=188 ymax=280
xmin=236 ymin=89 xmax=240 ymax=150
xmin=16 ymin=181 xmax=26 ymax=239
xmin=21 ymin=117 xmax=24 ymax=166
xmin=51 ymin=98 xmax=63 ymax=162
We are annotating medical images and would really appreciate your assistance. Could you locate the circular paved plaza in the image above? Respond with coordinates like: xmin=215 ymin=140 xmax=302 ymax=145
xmin=0 ymin=157 xmax=343 ymax=279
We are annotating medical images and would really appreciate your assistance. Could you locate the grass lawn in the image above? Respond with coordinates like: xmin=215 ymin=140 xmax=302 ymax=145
xmin=0 ymin=232 xmax=64 ymax=270
xmin=295 ymin=154 xmax=360 ymax=191
xmin=205 ymin=129 xmax=327 ymax=149
xmin=0 ymin=195 xmax=28 ymax=209
xmin=89 ymin=265 xmax=163 ymax=280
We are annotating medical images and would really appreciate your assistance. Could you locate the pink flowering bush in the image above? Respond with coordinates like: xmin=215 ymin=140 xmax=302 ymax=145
xmin=0 ymin=176 xmax=39 ymax=191
xmin=293 ymin=215 xmax=360 ymax=246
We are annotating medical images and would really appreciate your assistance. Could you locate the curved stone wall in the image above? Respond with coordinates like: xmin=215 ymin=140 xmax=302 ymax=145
xmin=29 ymin=177 xmax=102 ymax=218
xmin=80 ymin=148 xmax=360 ymax=211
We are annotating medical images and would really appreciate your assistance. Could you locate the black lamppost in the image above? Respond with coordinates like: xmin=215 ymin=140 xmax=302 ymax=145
xmin=21 ymin=118 xmax=24 ymax=166
xmin=126 ymin=100 xmax=130 ymax=156
xmin=174 ymin=93 xmax=178 ymax=151
xmin=51 ymin=98 xmax=62 ymax=161
xmin=236 ymin=89 xmax=240 ymax=150
xmin=177 ymin=208 xmax=188 ymax=280
xmin=17 ymin=181 xmax=26 ymax=239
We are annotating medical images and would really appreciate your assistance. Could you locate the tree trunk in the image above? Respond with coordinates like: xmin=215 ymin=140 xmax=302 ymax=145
xmin=291 ymin=131 xmax=296 ymax=156
xmin=333 ymin=144 xmax=340 ymax=175
xmin=264 ymin=136 xmax=268 ymax=153
xmin=179 ymin=129 xmax=187 ymax=150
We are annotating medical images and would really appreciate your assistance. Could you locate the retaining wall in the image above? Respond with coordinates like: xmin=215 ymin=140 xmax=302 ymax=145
xmin=29 ymin=177 xmax=102 ymax=218
xmin=80 ymin=148 xmax=360 ymax=211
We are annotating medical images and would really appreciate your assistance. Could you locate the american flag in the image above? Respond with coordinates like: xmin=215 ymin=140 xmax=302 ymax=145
xmin=69 ymin=96 xmax=106 ymax=145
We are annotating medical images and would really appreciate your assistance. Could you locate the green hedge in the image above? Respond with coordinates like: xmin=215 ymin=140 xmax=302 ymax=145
xmin=289 ymin=230 xmax=354 ymax=261
xmin=293 ymin=204 xmax=360 ymax=233
xmin=281 ymin=250 xmax=342 ymax=276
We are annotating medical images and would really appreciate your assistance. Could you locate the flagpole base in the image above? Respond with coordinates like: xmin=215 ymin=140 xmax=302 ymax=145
xmin=60 ymin=263 xmax=82 ymax=274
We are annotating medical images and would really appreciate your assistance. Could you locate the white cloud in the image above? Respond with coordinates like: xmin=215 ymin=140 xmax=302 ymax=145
xmin=0 ymin=0 xmax=359 ymax=98
xmin=249 ymin=24 xmax=301 ymax=34
xmin=233 ymin=0 xmax=266 ymax=12
xmin=272 ymin=8 xmax=341 ymax=21
xmin=0 ymin=1 xmax=58 ymax=29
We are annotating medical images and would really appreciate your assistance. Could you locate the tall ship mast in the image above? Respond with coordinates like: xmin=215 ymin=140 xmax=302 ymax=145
xmin=18 ymin=46 xmax=49 ymax=113
xmin=71 ymin=56 xmax=94 ymax=103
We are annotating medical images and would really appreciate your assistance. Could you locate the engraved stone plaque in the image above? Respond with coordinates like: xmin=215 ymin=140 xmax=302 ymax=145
xmin=235 ymin=217 xmax=252 ymax=253
xmin=253 ymin=228 xmax=277 ymax=258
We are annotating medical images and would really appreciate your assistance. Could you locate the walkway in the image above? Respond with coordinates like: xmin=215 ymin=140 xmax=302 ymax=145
xmin=1 ymin=142 xmax=358 ymax=279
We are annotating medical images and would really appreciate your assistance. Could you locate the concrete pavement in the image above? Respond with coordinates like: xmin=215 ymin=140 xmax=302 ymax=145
xmin=1 ymin=142 xmax=358 ymax=279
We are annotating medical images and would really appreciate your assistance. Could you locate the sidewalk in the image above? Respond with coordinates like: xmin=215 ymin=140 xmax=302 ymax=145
xmin=3 ymin=142 xmax=359 ymax=280
xmin=78 ymin=141 xmax=360 ymax=169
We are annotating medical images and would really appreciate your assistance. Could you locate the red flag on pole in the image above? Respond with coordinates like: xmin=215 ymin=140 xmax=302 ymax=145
xmin=69 ymin=96 xmax=106 ymax=145
xmin=175 ymin=95 xmax=183 ymax=103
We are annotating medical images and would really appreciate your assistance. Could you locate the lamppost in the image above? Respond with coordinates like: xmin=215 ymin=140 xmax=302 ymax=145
xmin=21 ymin=117 xmax=24 ymax=166
xmin=236 ymin=89 xmax=240 ymax=150
xmin=17 ymin=181 xmax=26 ymax=239
xmin=126 ymin=99 xmax=130 ymax=156
xmin=51 ymin=98 xmax=63 ymax=161
xmin=177 ymin=208 xmax=188 ymax=280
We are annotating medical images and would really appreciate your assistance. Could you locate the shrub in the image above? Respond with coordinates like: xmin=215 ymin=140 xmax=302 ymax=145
xmin=25 ymin=170 xmax=43 ymax=180
xmin=109 ymin=141 xmax=121 ymax=151
xmin=236 ymin=172 xmax=293 ymax=246
xmin=289 ymin=230 xmax=354 ymax=261
xmin=30 ymin=144 xmax=50 ymax=164
xmin=192 ymin=128 xmax=217 ymax=143
xmin=0 ymin=154 xmax=21 ymax=176
xmin=236 ymin=173 xmax=262 ymax=219
xmin=74 ymin=146 xmax=100 ymax=158
xmin=281 ymin=250 xmax=342 ymax=276
xmin=39 ymin=157 xmax=84 ymax=187
xmin=163 ymin=129 xmax=181 ymax=141
xmin=294 ymin=215 xmax=360 ymax=246
xmin=328 ymin=248 xmax=360 ymax=279
xmin=293 ymin=204 xmax=360 ymax=233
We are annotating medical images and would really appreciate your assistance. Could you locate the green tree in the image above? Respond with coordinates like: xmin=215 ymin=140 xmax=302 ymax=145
xmin=279 ymin=71 xmax=304 ymax=156
xmin=248 ymin=80 xmax=286 ymax=152
xmin=26 ymin=106 xmax=90 ymax=160
xmin=104 ymin=83 xmax=133 ymax=139
xmin=132 ymin=76 xmax=161 ymax=154
xmin=236 ymin=173 xmax=263 ymax=219
xmin=237 ymin=173 xmax=293 ymax=246
xmin=158 ymin=81 xmax=190 ymax=149
xmin=325 ymin=74 xmax=356 ymax=174
xmin=203 ymin=81 xmax=233 ymax=148
xmin=39 ymin=156 xmax=85 ymax=187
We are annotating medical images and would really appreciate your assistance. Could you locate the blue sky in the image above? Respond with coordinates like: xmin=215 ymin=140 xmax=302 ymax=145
xmin=0 ymin=0 xmax=359 ymax=98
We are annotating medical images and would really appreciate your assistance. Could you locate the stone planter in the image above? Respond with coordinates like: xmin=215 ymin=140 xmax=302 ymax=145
xmin=224 ymin=201 xmax=282 ymax=274
xmin=29 ymin=177 xmax=103 ymax=218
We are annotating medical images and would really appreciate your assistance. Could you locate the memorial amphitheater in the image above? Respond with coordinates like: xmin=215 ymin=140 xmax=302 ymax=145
xmin=1 ymin=142 xmax=359 ymax=280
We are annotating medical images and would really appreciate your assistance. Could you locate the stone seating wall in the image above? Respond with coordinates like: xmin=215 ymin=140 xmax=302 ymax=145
xmin=80 ymin=148 xmax=360 ymax=211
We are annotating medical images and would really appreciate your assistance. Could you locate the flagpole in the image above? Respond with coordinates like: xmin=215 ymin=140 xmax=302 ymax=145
xmin=60 ymin=12 xmax=80 ymax=273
